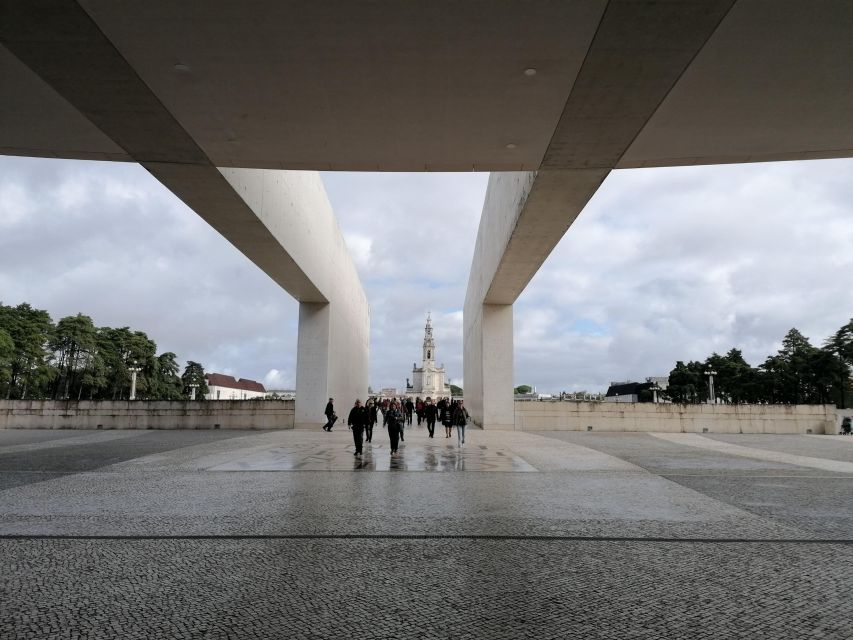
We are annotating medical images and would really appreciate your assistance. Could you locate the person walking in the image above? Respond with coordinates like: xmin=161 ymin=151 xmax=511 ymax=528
xmin=452 ymin=399 xmax=470 ymax=447
xmin=440 ymin=397 xmax=452 ymax=438
xmin=842 ymin=416 xmax=852 ymax=435
xmin=347 ymin=399 xmax=369 ymax=457
xmin=323 ymin=398 xmax=337 ymax=432
xmin=405 ymin=398 xmax=414 ymax=426
xmin=397 ymin=398 xmax=406 ymax=442
xmin=384 ymin=400 xmax=404 ymax=455
xmin=366 ymin=399 xmax=378 ymax=443
xmin=415 ymin=397 xmax=424 ymax=425
xmin=423 ymin=397 xmax=437 ymax=438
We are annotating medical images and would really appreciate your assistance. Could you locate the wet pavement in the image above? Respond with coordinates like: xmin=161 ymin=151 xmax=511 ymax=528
xmin=208 ymin=437 xmax=536 ymax=472
xmin=2 ymin=426 xmax=852 ymax=638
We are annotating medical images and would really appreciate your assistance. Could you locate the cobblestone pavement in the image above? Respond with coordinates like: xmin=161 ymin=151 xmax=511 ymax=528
xmin=2 ymin=428 xmax=852 ymax=638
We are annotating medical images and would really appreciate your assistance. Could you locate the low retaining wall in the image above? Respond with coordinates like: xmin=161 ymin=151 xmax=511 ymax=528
xmin=514 ymin=401 xmax=837 ymax=434
xmin=0 ymin=400 xmax=295 ymax=430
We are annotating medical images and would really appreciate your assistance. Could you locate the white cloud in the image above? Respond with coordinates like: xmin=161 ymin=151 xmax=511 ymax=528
xmin=516 ymin=159 xmax=853 ymax=392
xmin=343 ymin=232 xmax=373 ymax=271
xmin=263 ymin=369 xmax=291 ymax=390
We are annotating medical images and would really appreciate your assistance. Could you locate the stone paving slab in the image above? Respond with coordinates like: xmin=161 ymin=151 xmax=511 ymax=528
xmin=0 ymin=469 xmax=805 ymax=539
xmin=538 ymin=431 xmax=833 ymax=476
xmin=651 ymin=433 xmax=853 ymax=474
xmin=669 ymin=474 xmax=853 ymax=539
xmin=111 ymin=428 xmax=644 ymax=474
xmin=0 ymin=429 xmax=144 ymax=454
xmin=3 ymin=538 xmax=852 ymax=640
xmin=0 ymin=429 xmax=106 ymax=448
xmin=709 ymin=433 xmax=853 ymax=463
xmin=3 ymin=428 xmax=853 ymax=638
xmin=0 ymin=429 xmax=251 ymax=479
xmin=207 ymin=439 xmax=537 ymax=472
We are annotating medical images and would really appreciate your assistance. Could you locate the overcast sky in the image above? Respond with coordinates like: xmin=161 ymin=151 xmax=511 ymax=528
xmin=1 ymin=155 xmax=851 ymax=393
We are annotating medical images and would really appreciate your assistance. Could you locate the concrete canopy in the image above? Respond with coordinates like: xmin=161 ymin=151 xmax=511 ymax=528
xmin=2 ymin=1 xmax=852 ymax=170
xmin=2 ymin=0 xmax=852 ymax=426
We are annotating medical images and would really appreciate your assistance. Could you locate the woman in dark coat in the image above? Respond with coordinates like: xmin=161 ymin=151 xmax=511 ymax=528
xmin=384 ymin=400 xmax=404 ymax=455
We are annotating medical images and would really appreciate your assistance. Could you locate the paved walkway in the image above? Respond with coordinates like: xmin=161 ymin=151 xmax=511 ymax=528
xmin=2 ymin=426 xmax=852 ymax=639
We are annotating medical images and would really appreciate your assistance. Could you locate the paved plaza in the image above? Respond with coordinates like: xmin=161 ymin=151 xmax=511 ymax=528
xmin=2 ymin=426 xmax=852 ymax=639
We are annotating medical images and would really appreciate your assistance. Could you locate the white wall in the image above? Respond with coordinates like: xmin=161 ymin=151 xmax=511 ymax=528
xmin=514 ymin=402 xmax=836 ymax=434
xmin=0 ymin=400 xmax=294 ymax=430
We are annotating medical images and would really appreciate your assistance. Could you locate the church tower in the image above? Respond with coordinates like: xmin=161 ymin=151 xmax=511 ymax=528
xmin=423 ymin=312 xmax=435 ymax=365
xmin=409 ymin=312 xmax=447 ymax=398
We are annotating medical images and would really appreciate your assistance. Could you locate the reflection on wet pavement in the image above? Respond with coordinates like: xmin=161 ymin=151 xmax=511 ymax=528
xmin=209 ymin=439 xmax=536 ymax=472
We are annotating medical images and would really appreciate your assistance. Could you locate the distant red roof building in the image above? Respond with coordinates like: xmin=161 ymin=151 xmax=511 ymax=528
xmin=205 ymin=373 xmax=266 ymax=399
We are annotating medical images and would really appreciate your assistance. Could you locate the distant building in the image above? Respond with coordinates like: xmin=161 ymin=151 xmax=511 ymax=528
xmin=265 ymin=389 xmax=295 ymax=400
xmin=605 ymin=380 xmax=653 ymax=403
xmin=380 ymin=388 xmax=398 ymax=398
xmin=205 ymin=373 xmax=266 ymax=400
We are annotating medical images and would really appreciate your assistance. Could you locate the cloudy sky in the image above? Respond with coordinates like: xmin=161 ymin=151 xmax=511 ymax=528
xmin=1 ymin=155 xmax=851 ymax=393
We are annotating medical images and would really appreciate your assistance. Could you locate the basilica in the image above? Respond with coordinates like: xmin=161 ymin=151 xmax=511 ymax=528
xmin=407 ymin=314 xmax=449 ymax=398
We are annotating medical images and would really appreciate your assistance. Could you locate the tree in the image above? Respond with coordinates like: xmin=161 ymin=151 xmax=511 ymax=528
xmin=827 ymin=318 xmax=853 ymax=365
xmin=825 ymin=319 xmax=853 ymax=408
xmin=151 ymin=352 xmax=183 ymax=400
xmin=49 ymin=314 xmax=96 ymax=399
xmin=450 ymin=384 xmax=463 ymax=396
xmin=181 ymin=361 xmax=208 ymax=400
xmin=514 ymin=385 xmax=532 ymax=394
xmin=0 ymin=303 xmax=54 ymax=399
xmin=759 ymin=328 xmax=841 ymax=405
xmin=0 ymin=328 xmax=14 ymax=396
xmin=663 ymin=361 xmax=705 ymax=404
xmin=703 ymin=349 xmax=763 ymax=404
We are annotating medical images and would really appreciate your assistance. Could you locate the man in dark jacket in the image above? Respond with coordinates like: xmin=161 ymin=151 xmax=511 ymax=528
xmin=323 ymin=398 xmax=336 ymax=432
xmin=347 ymin=399 xmax=369 ymax=457
xmin=423 ymin=397 xmax=438 ymax=438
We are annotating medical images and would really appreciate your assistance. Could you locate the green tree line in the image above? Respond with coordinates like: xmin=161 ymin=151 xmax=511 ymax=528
xmin=663 ymin=321 xmax=853 ymax=407
xmin=0 ymin=302 xmax=209 ymax=400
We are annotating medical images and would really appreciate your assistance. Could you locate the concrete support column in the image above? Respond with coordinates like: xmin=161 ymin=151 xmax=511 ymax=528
xmin=295 ymin=302 xmax=330 ymax=428
xmin=294 ymin=299 xmax=369 ymax=428
xmin=464 ymin=303 xmax=515 ymax=430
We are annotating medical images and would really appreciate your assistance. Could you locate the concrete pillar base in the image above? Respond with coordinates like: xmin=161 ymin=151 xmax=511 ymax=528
xmin=464 ymin=302 xmax=515 ymax=430
xmin=295 ymin=302 xmax=330 ymax=428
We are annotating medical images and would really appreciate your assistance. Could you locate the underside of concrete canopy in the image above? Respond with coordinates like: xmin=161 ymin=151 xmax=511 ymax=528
xmin=1 ymin=1 xmax=852 ymax=427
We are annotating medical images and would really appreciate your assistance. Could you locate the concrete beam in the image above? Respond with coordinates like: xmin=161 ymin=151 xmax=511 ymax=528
xmin=218 ymin=169 xmax=369 ymax=427
xmin=464 ymin=0 xmax=736 ymax=428
xmin=0 ymin=0 xmax=369 ymax=425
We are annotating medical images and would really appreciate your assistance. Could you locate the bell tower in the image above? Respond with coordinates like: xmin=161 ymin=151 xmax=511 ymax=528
xmin=423 ymin=312 xmax=435 ymax=365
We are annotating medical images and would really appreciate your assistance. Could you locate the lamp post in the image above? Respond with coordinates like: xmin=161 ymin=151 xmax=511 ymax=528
xmin=128 ymin=362 xmax=142 ymax=401
xmin=189 ymin=383 xmax=199 ymax=401
xmin=705 ymin=370 xmax=717 ymax=404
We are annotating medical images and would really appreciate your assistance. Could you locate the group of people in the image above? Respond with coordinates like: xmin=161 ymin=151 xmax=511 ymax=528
xmin=323 ymin=396 xmax=470 ymax=457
